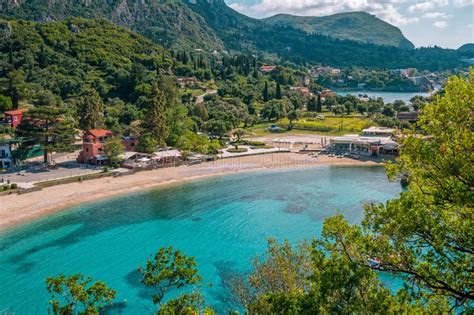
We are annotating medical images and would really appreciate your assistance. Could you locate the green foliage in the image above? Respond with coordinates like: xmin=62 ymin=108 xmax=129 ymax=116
xmin=230 ymin=239 xmax=433 ymax=314
xmin=321 ymin=72 xmax=474 ymax=311
xmin=141 ymin=84 xmax=169 ymax=146
xmin=137 ymin=134 xmax=158 ymax=154
xmin=45 ymin=274 xmax=116 ymax=315
xmin=0 ymin=95 xmax=13 ymax=111
xmin=138 ymin=247 xmax=202 ymax=308
xmin=16 ymin=105 xmax=76 ymax=163
xmin=176 ymin=131 xmax=222 ymax=155
xmin=104 ymin=136 xmax=124 ymax=167
xmin=75 ymin=88 xmax=105 ymax=130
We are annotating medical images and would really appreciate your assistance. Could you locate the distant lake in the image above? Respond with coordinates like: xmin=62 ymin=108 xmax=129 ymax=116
xmin=336 ymin=90 xmax=431 ymax=103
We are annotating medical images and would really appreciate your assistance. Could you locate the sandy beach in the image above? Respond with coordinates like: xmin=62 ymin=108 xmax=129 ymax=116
xmin=0 ymin=153 xmax=382 ymax=231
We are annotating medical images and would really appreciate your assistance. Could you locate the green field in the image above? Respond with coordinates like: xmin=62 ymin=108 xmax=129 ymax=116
xmin=251 ymin=116 xmax=374 ymax=136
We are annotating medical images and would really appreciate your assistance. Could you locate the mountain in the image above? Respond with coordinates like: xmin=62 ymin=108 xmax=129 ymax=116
xmin=458 ymin=43 xmax=474 ymax=51
xmin=264 ymin=12 xmax=414 ymax=49
xmin=0 ymin=0 xmax=464 ymax=70
xmin=0 ymin=0 xmax=223 ymax=49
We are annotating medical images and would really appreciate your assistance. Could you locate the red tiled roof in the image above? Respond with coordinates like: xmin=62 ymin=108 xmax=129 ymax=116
xmin=4 ymin=109 xmax=25 ymax=116
xmin=88 ymin=129 xmax=112 ymax=138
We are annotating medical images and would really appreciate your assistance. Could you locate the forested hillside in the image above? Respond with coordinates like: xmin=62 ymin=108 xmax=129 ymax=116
xmin=0 ymin=0 xmax=467 ymax=70
xmin=0 ymin=0 xmax=223 ymax=49
xmin=0 ymin=18 xmax=172 ymax=103
xmin=264 ymin=12 xmax=414 ymax=49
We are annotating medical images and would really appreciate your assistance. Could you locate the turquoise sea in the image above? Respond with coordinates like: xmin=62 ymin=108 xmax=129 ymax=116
xmin=0 ymin=166 xmax=402 ymax=314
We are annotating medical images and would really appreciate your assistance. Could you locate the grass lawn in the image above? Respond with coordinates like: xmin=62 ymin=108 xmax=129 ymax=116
xmin=181 ymin=88 xmax=207 ymax=97
xmin=250 ymin=116 xmax=374 ymax=136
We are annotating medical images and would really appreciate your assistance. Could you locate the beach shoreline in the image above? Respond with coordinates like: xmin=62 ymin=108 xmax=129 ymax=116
xmin=0 ymin=153 xmax=384 ymax=231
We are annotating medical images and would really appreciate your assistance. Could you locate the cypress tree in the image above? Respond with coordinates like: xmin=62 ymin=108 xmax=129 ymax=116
xmin=276 ymin=82 xmax=282 ymax=100
xmin=317 ymin=93 xmax=322 ymax=112
xmin=141 ymin=84 xmax=169 ymax=146
xmin=263 ymin=81 xmax=269 ymax=102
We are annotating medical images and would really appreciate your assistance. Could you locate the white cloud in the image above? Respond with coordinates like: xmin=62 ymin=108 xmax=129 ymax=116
xmin=422 ymin=12 xmax=450 ymax=19
xmin=433 ymin=20 xmax=449 ymax=28
xmin=453 ymin=0 xmax=474 ymax=7
xmin=229 ymin=0 xmax=420 ymax=26
xmin=408 ymin=2 xmax=434 ymax=13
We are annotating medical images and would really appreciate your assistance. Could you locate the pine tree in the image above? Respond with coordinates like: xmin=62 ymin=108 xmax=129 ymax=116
xmin=16 ymin=105 xmax=76 ymax=164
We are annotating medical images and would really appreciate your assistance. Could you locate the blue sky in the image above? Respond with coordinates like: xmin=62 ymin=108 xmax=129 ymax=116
xmin=226 ymin=0 xmax=474 ymax=49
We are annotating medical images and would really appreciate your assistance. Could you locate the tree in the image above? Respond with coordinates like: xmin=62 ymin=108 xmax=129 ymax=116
xmin=323 ymin=72 xmax=474 ymax=312
xmin=141 ymin=84 xmax=169 ymax=145
xmin=137 ymin=134 xmax=158 ymax=154
xmin=232 ymin=239 xmax=435 ymax=314
xmin=77 ymin=88 xmax=105 ymax=130
xmin=275 ymin=82 xmax=282 ymax=100
xmin=287 ymin=110 xmax=300 ymax=130
xmin=316 ymin=93 xmax=322 ymax=112
xmin=104 ymin=136 xmax=124 ymax=166
xmin=16 ymin=105 xmax=76 ymax=164
xmin=1 ymin=70 xmax=29 ymax=108
xmin=231 ymin=128 xmax=247 ymax=143
xmin=393 ymin=99 xmax=406 ymax=111
xmin=0 ymin=95 xmax=12 ymax=111
xmin=263 ymin=81 xmax=269 ymax=102
xmin=356 ymin=103 xmax=367 ymax=115
xmin=307 ymin=96 xmax=317 ymax=112
xmin=138 ymin=247 xmax=202 ymax=309
xmin=382 ymin=105 xmax=395 ymax=117
xmin=46 ymin=274 xmax=116 ymax=315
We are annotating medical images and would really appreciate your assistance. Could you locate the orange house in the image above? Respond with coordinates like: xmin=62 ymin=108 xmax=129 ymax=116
xmin=77 ymin=129 xmax=113 ymax=165
xmin=3 ymin=110 xmax=24 ymax=129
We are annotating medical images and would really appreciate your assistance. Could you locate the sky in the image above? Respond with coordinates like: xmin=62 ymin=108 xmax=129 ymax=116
xmin=226 ymin=0 xmax=474 ymax=49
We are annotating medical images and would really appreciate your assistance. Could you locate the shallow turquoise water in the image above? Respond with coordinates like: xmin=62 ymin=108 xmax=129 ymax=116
xmin=0 ymin=166 xmax=401 ymax=314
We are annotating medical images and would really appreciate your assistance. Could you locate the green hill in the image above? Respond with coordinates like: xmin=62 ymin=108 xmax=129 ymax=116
xmin=0 ymin=17 xmax=173 ymax=101
xmin=264 ymin=12 xmax=414 ymax=49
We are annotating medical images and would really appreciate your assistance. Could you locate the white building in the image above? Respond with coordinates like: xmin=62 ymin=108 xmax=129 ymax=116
xmin=0 ymin=142 xmax=13 ymax=168
xmin=330 ymin=127 xmax=398 ymax=156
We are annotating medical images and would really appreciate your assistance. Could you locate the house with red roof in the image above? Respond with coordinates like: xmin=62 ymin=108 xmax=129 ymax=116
xmin=77 ymin=129 xmax=113 ymax=165
xmin=3 ymin=109 xmax=25 ymax=129
xmin=260 ymin=66 xmax=276 ymax=73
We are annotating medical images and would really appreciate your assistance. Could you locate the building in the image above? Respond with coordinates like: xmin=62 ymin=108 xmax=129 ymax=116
xmin=396 ymin=111 xmax=419 ymax=123
xmin=77 ymin=129 xmax=113 ymax=165
xmin=330 ymin=135 xmax=398 ymax=156
xmin=330 ymin=126 xmax=398 ymax=156
xmin=361 ymin=127 xmax=395 ymax=137
xmin=290 ymin=86 xmax=310 ymax=95
xmin=260 ymin=66 xmax=276 ymax=73
xmin=177 ymin=76 xmax=198 ymax=88
xmin=3 ymin=109 xmax=24 ymax=129
xmin=320 ymin=89 xmax=337 ymax=99
xmin=122 ymin=136 xmax=139 ymax=152
xmin=0 ymin=140 xmax=13 ymax=169
xmin=122 ymin=150 xmax=182 ymax=169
